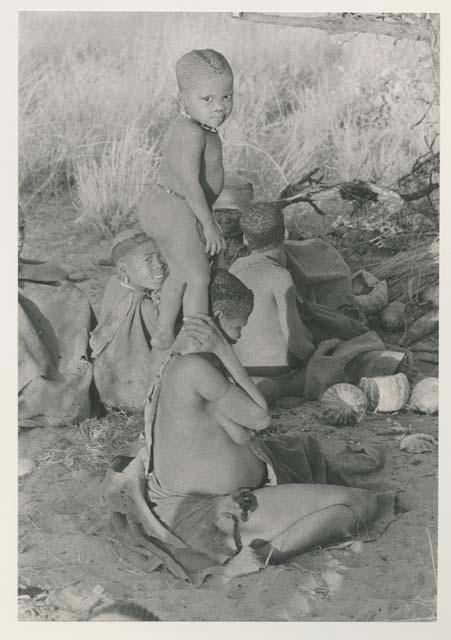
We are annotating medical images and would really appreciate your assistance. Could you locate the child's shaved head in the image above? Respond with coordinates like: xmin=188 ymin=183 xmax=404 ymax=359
xmin=240 ymin=203 xmax=285 ymax=251
xmin=210 ymin=268 xmax=253 ymax=319
xmin=176 ymin=49 xmax=232 ymax=91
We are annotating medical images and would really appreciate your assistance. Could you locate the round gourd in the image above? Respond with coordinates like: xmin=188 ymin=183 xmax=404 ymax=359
xmin=380 ymin=301 xmax=406 ymax=332
xmin=321 ymin=383 xmax=367 ymax=427
xmin=409 ymin=377 xmax=438 ymax=415
xmin=359 ymin=373 xmax=410 ymax=413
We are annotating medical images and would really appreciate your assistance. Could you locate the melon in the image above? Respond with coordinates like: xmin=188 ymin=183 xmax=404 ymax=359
xmin=359 ymin=373 xmax=410 ymax=413
xmin=321 ymin=383 xmax=367 ymax=427
xmin=409 ymin=377 xmax=438 ymax=415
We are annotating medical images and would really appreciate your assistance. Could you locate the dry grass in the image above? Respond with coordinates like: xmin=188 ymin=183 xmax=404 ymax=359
xmin=19 ymin=12 xmax=438 ymax=234
xmin=369 ymin=238 xmax=438 ymax=302
xmin=37 ymin=410 xmax=144 ymax=475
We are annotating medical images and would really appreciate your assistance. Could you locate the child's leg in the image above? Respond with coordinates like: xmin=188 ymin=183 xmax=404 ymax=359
xmin=158 ymin=222 xmax=211 ymax=321
xmin=152 ymin=276 xmax=185 ymax=348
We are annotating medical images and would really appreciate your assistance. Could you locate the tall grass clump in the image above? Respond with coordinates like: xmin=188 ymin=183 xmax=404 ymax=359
xmin=19 ymin=12 xmax=438 ymax=235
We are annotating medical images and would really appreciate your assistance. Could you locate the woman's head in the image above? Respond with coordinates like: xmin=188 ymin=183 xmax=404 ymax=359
xmin=210 ymin=268 xmax=254 ymax=342
xmin=112 ymin=230 xmax=166 ymax=290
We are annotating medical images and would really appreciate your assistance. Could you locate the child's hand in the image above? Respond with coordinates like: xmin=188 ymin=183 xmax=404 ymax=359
xmin=203 ymin=221 xmax=226 ymax=256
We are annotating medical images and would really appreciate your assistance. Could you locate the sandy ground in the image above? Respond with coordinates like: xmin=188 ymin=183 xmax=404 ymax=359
xmin=18 ymin=199 xmax=438 ymax=621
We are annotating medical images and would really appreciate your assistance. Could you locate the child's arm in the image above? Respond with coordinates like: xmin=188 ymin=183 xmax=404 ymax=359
xmin=273 ymin=271 xmax=315 ymax=363
xmin=169 ymin=122 xmax=225 ymax=255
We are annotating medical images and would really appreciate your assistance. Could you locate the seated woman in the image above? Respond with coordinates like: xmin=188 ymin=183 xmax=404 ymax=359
xmin=18 ymin=206 xmax=97 ymax=428
xmin=90 ymin=229 xmax=166 ymax=411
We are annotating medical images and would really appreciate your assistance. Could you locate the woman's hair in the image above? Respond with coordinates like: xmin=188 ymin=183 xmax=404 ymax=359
xmin=86 ymin=600 xmax=160 ymax=621
xmin=209 ymin=268 xmax=254 ymax=319
xmin=240 ymin=203 xmax=285 ymax=251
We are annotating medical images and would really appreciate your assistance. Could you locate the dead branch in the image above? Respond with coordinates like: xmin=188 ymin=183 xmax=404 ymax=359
xmin=231 ymin=12 xmax=432 ymax=42
xmin=399 ymin=183 xmax=438 ymax=202
xmin=279 ymin=167 xmax=323 ymax=199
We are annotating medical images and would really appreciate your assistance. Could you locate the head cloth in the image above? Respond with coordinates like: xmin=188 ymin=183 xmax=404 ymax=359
xmin=111 ymin=229 xmax=153 ymax=264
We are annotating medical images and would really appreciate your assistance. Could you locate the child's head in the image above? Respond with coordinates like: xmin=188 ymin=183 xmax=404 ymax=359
xmin=209 ymin=268 xmax=254 ymax=342
xmin=240 ymin=203 xmax=285 ymax=252
xmin=111 ymin=230 xmax=166 ymax=290
xmin=86 ymin=600 xmax=160 ymax=622
xmin=176 ymin=49 xmax=233 ymax=129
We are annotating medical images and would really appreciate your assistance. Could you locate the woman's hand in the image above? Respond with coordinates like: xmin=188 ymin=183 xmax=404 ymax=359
xmin=181 ymin=314 xmax=268 ymax=411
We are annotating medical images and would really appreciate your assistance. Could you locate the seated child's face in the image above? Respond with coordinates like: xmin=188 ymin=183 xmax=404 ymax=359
xmin=214 ymin=209 xmax=242 ymax=238
xmin=119 ymin=240 xmax=167 ymax=290
xmin=182 ymin=72 xmax=233 ymax=129
xmin=216 ymin=310 xmax=249 ymax=344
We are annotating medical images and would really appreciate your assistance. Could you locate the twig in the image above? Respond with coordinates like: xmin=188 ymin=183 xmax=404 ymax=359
xmin=411 ymin=102 xmax=433 ymax=129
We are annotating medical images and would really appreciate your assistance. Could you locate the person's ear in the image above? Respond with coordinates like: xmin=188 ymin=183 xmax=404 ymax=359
xmin=178 ymin=91 xmax=187 ymax=111
xmin=117 ymin=261 xmax=129 ymax=284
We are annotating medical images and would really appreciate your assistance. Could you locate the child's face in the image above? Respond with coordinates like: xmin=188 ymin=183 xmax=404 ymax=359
xmin=215 ymin=310 xmax=249 ymax=344
xmin=119 ymin=240 xmax=167 ymax=290
xmin=181 ymin=71 xmax=233 ymax=129
xmin=214 ymin=209 xmax=242 ymax=238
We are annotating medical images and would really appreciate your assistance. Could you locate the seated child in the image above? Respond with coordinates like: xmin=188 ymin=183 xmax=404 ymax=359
xmin=229 ymin=203 xmax=316 ymax=402
xmin=90 ymin=230 xmax=167 ymax=411
xmin=212 ymin=176 xmax=253 ymax=270
xmin=139 ymin=49 xmax=234 ymax=349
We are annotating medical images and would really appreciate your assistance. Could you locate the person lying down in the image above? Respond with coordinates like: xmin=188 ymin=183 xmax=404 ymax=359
xmin=104 ymin=269 xmax=392 ymax=583
xmin=90 ymin=229 xmax=167 ymax=411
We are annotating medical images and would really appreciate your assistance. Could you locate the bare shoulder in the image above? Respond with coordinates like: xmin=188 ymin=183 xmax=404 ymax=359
xmin=170 ymin=116 xmax=206 ymax=145
xmin=262 ymin=262 xmax=294 ymax=291
xmin=170 ymin=352 xmax=218 ymax=380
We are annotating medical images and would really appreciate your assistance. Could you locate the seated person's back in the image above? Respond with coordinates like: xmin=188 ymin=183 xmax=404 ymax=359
xmin=229 ymin=203 xmax=315 ymax=374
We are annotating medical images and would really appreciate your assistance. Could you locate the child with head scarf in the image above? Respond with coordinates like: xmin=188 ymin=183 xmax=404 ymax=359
xmin=90 ymin=230 xmax=167 ymax=411
xmin=139 ymin=49 xmax=234 ymax=349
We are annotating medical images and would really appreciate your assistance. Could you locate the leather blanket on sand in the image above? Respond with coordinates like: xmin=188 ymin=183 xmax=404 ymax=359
xmin=90 ymin=275 xmax=159 ymax=411
xmin=104 ymin=433 xmax=396 ymax=586
xmin=18 ymin=261 xmax=97 ymax=428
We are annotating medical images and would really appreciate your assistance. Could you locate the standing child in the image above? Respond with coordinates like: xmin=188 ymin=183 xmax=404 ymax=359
xmin=139 ymin=49 xmax=234 ymax=348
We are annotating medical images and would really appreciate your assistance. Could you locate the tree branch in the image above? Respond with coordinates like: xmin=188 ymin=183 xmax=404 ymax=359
xmin=231 ymin=12 xmax=432 ymax=42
